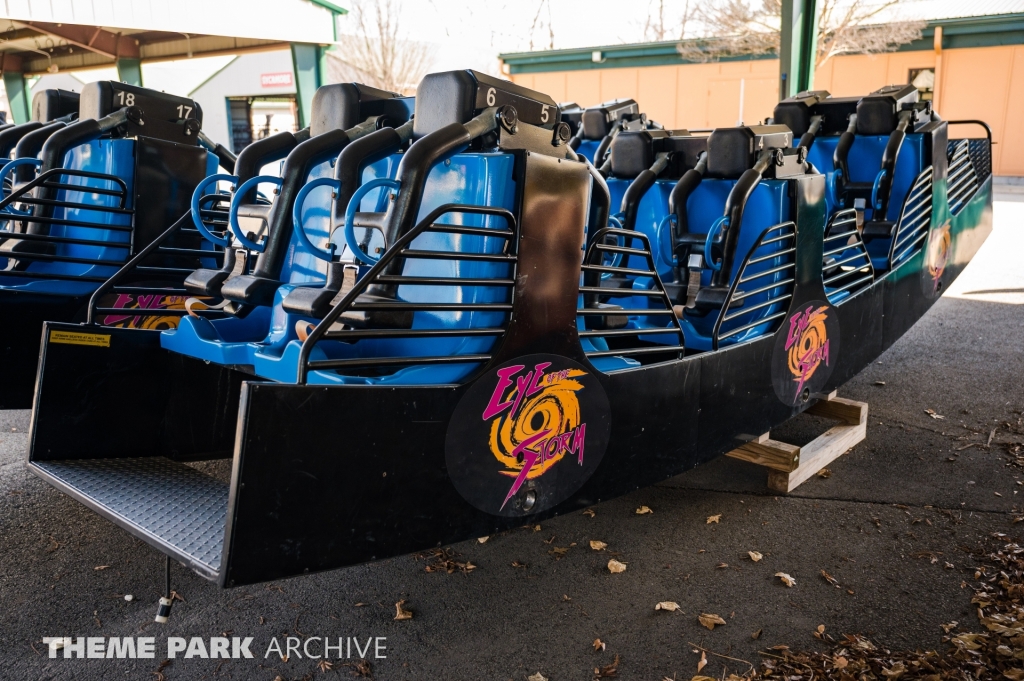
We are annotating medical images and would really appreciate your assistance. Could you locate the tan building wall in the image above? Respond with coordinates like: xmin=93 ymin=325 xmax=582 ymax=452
xmin=511 ymin=45 xmax=1024 ymax=176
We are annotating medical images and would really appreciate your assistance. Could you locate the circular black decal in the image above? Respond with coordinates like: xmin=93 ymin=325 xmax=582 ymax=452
xmin=445 ymin=354 xmax=611 ymax=517
xmin=922 ymin=220 xmax=952 ymax=298
xmin=771 ymin=300 xmax=841 ymax=406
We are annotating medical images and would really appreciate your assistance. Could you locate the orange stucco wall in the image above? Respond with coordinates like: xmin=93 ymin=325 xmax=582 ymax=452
xmin=510 ymin=45 xmax=1024 ymax=176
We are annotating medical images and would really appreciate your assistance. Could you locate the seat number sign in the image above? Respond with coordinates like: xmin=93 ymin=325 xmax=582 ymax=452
xmin=476 ymin=86 xmax=551 ymax=128
xmin=111 ymin=86 xmax=195 ymax=122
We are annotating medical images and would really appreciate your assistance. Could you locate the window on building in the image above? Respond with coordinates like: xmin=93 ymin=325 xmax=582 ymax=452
xmin=226 ymin=95 xmax=299 ymax=153
xmin=909 ymin=68 xmax=935 ymax=102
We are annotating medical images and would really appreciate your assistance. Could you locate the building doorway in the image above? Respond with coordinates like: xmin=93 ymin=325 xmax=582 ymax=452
xmin=226 ymin=95 xmax=299 ymax=153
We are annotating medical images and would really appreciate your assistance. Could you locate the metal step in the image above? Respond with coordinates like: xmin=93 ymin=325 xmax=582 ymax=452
xmin=30 ymin=457 xmax=228 ymax=581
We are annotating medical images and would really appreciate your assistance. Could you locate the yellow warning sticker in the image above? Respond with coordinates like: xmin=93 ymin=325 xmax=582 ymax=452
xmin=49 ymin=330 xmax=111 ymax=348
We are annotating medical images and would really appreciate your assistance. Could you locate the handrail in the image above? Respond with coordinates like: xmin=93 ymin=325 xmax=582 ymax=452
xmin=0 ymin=167 xmax=129 ymax=213
xmin=292 ymin=177 xmax=342 ymax=262
xmin=85 ymin=211 xmax=192 ymax=325
xmin=190 ymin=173 xmax=236 ymax=247
xmin=945 ymin=119 xmax=992 ymax=145
xmin=704 ymin=216 xmax=729 ymax=271
xmin=343 ymin=177 xmax=400 ymax=264
xmin=228 ymin=175 xmax=280 ymax=252
xmin=296 ymin=202 xmax=516 ymax=384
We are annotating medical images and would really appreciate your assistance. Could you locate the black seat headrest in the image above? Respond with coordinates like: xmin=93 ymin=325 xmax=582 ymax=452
xmin=609 ymin=129 xmax=704 ymax=179
xmin=773 ymin=90 xmax=830 ymax=138
xmin=581 ymin=99 xmax=640 ymax=140
xmin=32 ymin=89 xmax=80 ymax=123
xmin=80 ymin=81 xmax=204 ymax=145
xmin=706 ymin=125 xmax=792 ymax=179
xmin=558 ymin=102 xmax=584 ymax=135
xmin=857 ymin=84 xmax=920 ymax=136
xmin=412 ymin=69 xmax=558 ymax=140
xmin=309 ymin=83 xmax=411 ymax=137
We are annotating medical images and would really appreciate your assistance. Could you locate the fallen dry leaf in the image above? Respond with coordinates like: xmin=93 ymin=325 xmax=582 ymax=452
xmin=593 ymin=638 xmax=605 ymax=652
xmin=697 ymin=649 xmax=708 ymax=673
xmin=607 ymin=559 xmax=627 ymax=574
xmin=533 ymin=525 xmax=542 ymax=532
xmin=317 ymin=659 xmax=333 ymax=672
xmin=940 ymin=621 xmax=958 ymax=633
xmin=93 ymin=565 xmax=111 ymax=571
xmin=706 ymin=514 xmax=722 ymax=524
xmin=874 ymin=381 xmax=886 ymax=386
xmin=394 ymin=600 xmax=413 ymax=621
xmin=748 ymin=551 xmax=763 ymax=562
xmin=925 ymin=409 xmax=946 ymax=420
xmin=752 ymin=628 xmax=763 ymax=640
xmin=698 ymin=613 xmax=727 ymax=630
xmin=655 ymin=601 xmax=680 ymax=612
xmin=716 ymin=562 xmax=729 ymax=569
xmin=583 ymin=508 xmax=596 ymax=517
xmin=590 ymin=540 xmax=608 ymax=551
xmin=636 ymin=506 xmax=653 ymax=515
xmin=776 ymin=572 xmax=797 ymax=587
xmin=821 ymin=569 xmax=840 ymax=587
xmin=527 ymin=673 xmax=548 ymax=681
xmin=593 ymin=653 xmax=620 ymax=678
xmin=477 ymin=536 xmax=488 ymax=544
xmin=818 ymin=468 xmax=832 ymax=479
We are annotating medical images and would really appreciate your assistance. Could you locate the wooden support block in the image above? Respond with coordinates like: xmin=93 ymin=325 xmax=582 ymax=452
xmin=766 ymin=417 xmax=867 ymax=493
xmin=806 ymin=396 xmax=867 ymax=426
xmin=726 ymin=438 xmax=801 ymax=472
xmin=724 ymin=395 xmax=869 ymax=493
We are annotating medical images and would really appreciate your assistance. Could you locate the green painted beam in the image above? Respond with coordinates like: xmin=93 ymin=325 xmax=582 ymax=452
xmin=291 ymin=43 xmax=324 ymax=129
xmin=3 ymin=71 xmax=30 ymax=124
xmin=779 ymin=0 xmax=819 ymax=98
xmin=307 ymin=0 xmax=347 ymax=14
xmin=116 ymin=58 xmax=143 ymax=87
xmin=500 ymin=12 xmax=1024 ymax=75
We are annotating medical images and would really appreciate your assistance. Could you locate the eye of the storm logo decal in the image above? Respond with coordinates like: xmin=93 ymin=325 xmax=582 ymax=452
xmin=923 ymin=220 xmax=951 ymax=298
xmin=785 ymin=304 xmax=831 ymax=397
xmin=446 ymin=355 xmax=611 ymax=517
xmin=771 ymin=301 xmax=840 ymax=406
xmin=482 ymin=363 xmax=587 ymax=510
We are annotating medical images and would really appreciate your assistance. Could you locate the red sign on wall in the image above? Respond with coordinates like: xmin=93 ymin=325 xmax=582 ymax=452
xmin=260 ymin=72 xmax=293 ymax=88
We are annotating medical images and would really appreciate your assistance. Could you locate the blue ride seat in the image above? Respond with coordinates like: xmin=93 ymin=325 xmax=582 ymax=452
xmin=0 ymin=82 xmax=213 ymax=297
xmin=583 ymin=125 xmax=803 ymax=354
xmin=775 ymin=85 xmax=936 ymax=272
xmin=252 ymin=69 xmax=564 ymax=385
xmin=161 ymin=82 xmax=414 ymax=368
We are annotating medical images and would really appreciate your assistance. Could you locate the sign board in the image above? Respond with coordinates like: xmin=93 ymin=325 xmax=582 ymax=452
xmin=260 ymin=72 xmax=293 ymax=88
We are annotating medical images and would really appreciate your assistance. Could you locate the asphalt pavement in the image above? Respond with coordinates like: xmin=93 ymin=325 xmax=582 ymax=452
xmin=1 ymin=194 xmax=1021 ymax=681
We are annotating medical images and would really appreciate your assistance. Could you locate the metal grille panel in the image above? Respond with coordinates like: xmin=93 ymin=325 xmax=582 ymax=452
xmin=32 ymin=457 xmax=228 ymax=575
xmin=578 ymin=226 xmax=685 ymax=367
xmin=947 ymin=140 xmax=980 ymax=216
xmin=890 ymin=166 xmax=933 ymax=268
xmin=714 ymin=221 xmax=797 ymax=348
xmin=822 ymin=209 xmax=874 ymax=303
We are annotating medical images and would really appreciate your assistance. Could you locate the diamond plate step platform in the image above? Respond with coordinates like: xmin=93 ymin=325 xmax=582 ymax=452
xmin=30 ymin=457 xmax=228 ymax=581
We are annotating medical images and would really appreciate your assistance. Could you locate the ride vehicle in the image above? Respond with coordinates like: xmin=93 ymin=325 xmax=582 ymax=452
xmin=24 ymin=72 xmax=992 ymax=588
xmin=0 ymin=82 xmax=230 ymax=408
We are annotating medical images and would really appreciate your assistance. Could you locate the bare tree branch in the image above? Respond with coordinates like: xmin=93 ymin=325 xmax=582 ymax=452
xmin=333 ymin=0 xmax=436 ymax=94
xmin=675 ymin=0 xmax=924 ymax=68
